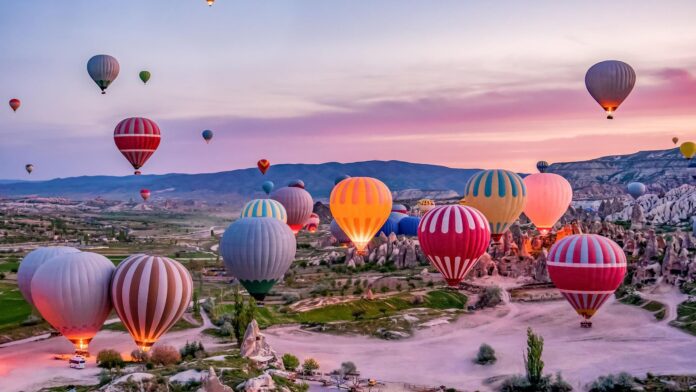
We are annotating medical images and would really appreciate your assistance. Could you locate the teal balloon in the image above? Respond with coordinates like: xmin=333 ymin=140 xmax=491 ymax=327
xmin=262 ymin=181 xmax=274 ymax=195
xmin=241 ymin=199 xmax=287 ymax=222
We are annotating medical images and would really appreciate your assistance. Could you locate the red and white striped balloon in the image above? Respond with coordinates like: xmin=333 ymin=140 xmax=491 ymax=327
xmin=114 ymin=117 xmax=161 ymax=175
xmin=547 ymin=234 xmax=626 ymax=322
xmin=418 ymin=205 xmax=491 ymax=286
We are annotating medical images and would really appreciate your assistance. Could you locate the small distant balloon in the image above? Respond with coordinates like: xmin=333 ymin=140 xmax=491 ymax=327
xmin=206 ymin=0 xmax=214 ymax=5
xmin=627 ymin=182 xmax=646 ymax=199
xmin=672 ymin=137 xmax=679 ymax=145
xmin=139 ymin=70 xmax=151 ymax=84
xmin=9 ymin=98 xmax=20 ymax=112
xmin=87 ymin=54 xmax=120 ymax=94
xmin=289 ymin=179 xmax=305 ymax=189
xmin=262 ymin=181 xmax=274 ymax=195
xmin=680 ymin=141 xmax=695 ymax=160
xmin=257 ymin=159 xmax=270 ymax=175
xmin=585 ymin=60 xmax=636 ymax=119
xmin=25 ymin=164 xmax=33 ymax=174
xmin=201 ymin=129 xmax=213 ymax=144
xmin=536 ymin=160 xmax=549 ymax=173
xmin=140 ymin=189 xmax=150 ymax=202
xmin=334 ymin=174 xmax=350 ymax=185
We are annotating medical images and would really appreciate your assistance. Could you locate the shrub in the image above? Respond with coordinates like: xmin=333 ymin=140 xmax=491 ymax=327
xmin=525 ymin=328 xmax=544 ymax=386
xmin=475 ymin=343 xmax=496 ymax=365
xmin=477 ymin=286 xmax=503 ymax=309
xmin=587 ymin=372 xmax=636 ymax=392
xmin=340 ymin=361 xmax=357 ymax=375
xmin=220 ymin=321 xmax=234 ymax=337
xmin=150 ymin=345 xmax=181 ymax=366
xmin=351 ymin=309 xmax=366 ymax=320
xmin=180 ymin=341 xmax=206 ymax=360
xmin=130 ymin=349 xmax=149 ymax=363
xmin=96 ymin=349 xmax=124 ymax=369
xmin=302 ymin=358 xmax=320 ymax=375
xmin=282 ymin=353 xmax=300 ymax=371
xmin=0 ymin=272 xmax=5 ymax=280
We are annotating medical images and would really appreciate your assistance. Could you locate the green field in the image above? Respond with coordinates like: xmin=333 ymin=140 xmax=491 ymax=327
xmin=671 ymin=300 xmax=696 ymax=335
xmin=0 ymin=260 xmax=19 ymax=272
xmin=0 ymin=283 xmax=32 ymax=330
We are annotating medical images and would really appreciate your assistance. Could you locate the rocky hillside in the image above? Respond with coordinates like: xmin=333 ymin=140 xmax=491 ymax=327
xmin=606 ymin=184 xmax=696 ymax=225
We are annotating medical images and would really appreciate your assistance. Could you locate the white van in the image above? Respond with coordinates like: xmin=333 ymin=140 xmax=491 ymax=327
xmin=69 ymin=355 xmax=86 ymax=369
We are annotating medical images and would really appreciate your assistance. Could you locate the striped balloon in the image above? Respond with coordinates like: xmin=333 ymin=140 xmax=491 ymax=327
xmin=111 ymin=254 xmax=193 ymax=351
xmin=87 ymin=54 xmax=120 ymax=94
xmin=241 ymin=199 xmax=287 ymax=222
xmin=585 ymin=60 xmax=636 ymax=119
xmin=418 ymin=205 xmax=491 ymax=286
xmin=220 ymin=218 xmax=296 ymax=300
xmin=17 ymin=246 xmax=81 ymax=306
xmin=270 ymin=186 xmax=313 ymax=234
xmin=392 ymin=204 xmax=409 ymax=214
xmin=547 ymin=234 xmax=627 ymax=323
xmin=114 ymin=117 xmax=161 ymax=175
xmin=330 ymin=177 xmax=392 ymax=253
xmin=536 ymin=160 xmax=549 ymax=173
xmin=464 ymin=169 xmax=527 ymax=241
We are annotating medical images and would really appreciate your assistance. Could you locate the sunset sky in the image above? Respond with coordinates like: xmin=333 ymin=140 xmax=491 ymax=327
xmin=1 ymin=1 xmax=696 ymax=180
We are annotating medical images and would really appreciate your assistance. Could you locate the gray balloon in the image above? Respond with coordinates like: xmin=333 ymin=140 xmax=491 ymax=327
xmin=270 ymin=186 xmax=313 ymax=233
xmin=87 ymin=54 xmax=120 ymax=94
xmin=17 ymin=246 xmax=81 ymax=306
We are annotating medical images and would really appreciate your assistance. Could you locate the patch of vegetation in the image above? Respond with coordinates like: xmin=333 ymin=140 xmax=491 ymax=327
xmin=587 ymin=372 xmax=637 ymax=391
xmin=102 ymin=316 xmax=196 ymax=332
xmin=475 ymin=343 xmax=497 ymax=365
xmin=0 ymin=283 xmax=33 ymax=330
xmin=282 ymin=353 xmax=300 ymax=371
xmin=477 ymin=286 xmax=503 ymax=309
xmin=670 ymin=300 xmax=696 ymax=335
xmin=96 ymin=349 xmax=125 ymax=369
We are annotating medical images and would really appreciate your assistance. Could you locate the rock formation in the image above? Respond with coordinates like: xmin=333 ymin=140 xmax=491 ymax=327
xmin=240 ymin=320 xmax=283 ymax=369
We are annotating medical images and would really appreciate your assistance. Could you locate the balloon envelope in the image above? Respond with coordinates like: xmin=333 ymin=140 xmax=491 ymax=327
xmin=270 ymin=186 xmax=313 ymax=233
xmin=139 ymin=70 xmax=151 ymax=84
xmin=262 ymin=181 xmax=274 ymax=195
xmin=241 ymin=199 xmax=287 ymax=222
xmin=417 ymin=199 xmax=435 ymax=214
xmin=305 ymin=213 xmax=320 ymax=233
xmin=87 ymin=54 xmax=120 ymax=94
xmin=627 ymin=182 xmax=646 ymax=199
xmin=219 ymin=218 xmax=296 ymax=300
xmin=418 ymin=205 xmax=491 ymax=286
xmin=9 ymin=98 xmax=20 ymax=112
xmin=392 ymin=204 xmax=409 ymax=214
xmin=201 ymin=129 xmax=213 ymax=143
xmin=17 ymin=246 xmax=80 ymax=306
xmin=523 ymin=173 xmax=572 ymax=235
xmin=257 ymin=159 xmax=270 ymax=175
xmin=398 ymin=216 xmax=421 ymax=236
xmin=31 ymin=252 xmax=115 ymax=351
xmin=585 ymin=60 xmax=636 ymax=119
xmin=288 ymin=179 xmax=305 ymax=189
xmin=111 ymin=254 xmax=193 ymax=351
xmin=330 ymin=177 xmax=392 ymax=253
xmin=680 ymin=141 xmax=696 ymax=160
xmin=25 ymin=164 xmax=33 ymax=174
xmin=114 ymin=117 xmax=161 ymax=175
xmin=536 ymin=161 xmax=549 ymax=173
xmin=672 ymin=137 xmax=679 ymax=145
xmin=140 ymin=189 xmax=151 ymax=201
xmin=376 ymin=215 xmax=402 ymax=237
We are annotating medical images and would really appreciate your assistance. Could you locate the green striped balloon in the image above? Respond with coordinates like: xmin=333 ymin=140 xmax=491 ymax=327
xmin=241 ymin=199 xmax=287 ymax=222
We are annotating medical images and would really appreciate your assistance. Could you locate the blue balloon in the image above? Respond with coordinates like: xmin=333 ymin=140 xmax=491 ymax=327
xmin=376 ymin=217 xmax=400 ymax=237
xmin=201 ymin=129 xmax=213 ymax=143
xmin=536 ymin=160 xmax=549 ymax=173
xmin=398 ymin=216 xmax=421 ymax=236
xmin=288 ymin=179 xmax=305 ymax=189
xmin=262 ymin=181 xmax=274 ymax=195
xmin=627 ymin=182 xmax=646 ymax=199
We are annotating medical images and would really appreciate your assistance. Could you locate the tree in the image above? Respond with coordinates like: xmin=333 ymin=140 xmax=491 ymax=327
xmin=192 ymin=290 xmax=200 ymax=315
xmin=477 ymin=286 xmax=503 ymax=309
xmin=588 ymin=372 xmax=636 ymax=392
xmin=302 ymin=358 xmax=320 ymax=375
xmin=282 ymin=353 xmax=300 ymax=371
xmin=475 ymin=343 xmax=497 ymax=365
xmin=150 ymin=345 xmax=181 ymax=366
xmin=96 ymin=349 xmax=124 ymax=369
xmin=525 ymin=327 xmax=544 ymax=387
xmin=340 ymin=361 xmax=357 ymax=375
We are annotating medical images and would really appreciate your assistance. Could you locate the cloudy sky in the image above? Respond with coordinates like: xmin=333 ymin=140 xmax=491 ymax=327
xmin=1 ymin=1 xmax=696 ymax=179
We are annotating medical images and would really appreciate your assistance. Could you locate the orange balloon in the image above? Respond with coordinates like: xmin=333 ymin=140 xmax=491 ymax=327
xmin=330 ymin=177 xmax=392 ymax=254
xmin=523 ymin=173 xmax=573 ymax=235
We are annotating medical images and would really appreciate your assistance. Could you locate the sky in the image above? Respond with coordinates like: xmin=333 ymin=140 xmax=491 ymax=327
xmin=1 ymin=1 xmax=696 ymax=180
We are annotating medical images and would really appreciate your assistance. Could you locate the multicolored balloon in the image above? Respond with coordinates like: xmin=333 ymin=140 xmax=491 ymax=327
xmin=17 ymin=246 xmax=80 ymax=306
xmin=418 ymin=205 xmax=491 ymax=286
xmin=220 ymin=218 xmax=296 ymax=300
xmin=114 ymin=117 xmax=161 ymax=175
xmin=464 ymin=169 xmax=527 ymax=241
xmin=627 ymin=182 xmax=646 ymax=199
xmin=87 ymin=54 xmax=120 ymax=94
xmin=31 ymin=252 xmax=115 ymax=352
xmin=417 ymin=199 xmax=435 ymax=214
xmin=585 ymin=60 xmax=636 ymax=119
xmin=270 ymin=186 xmax=313 ymax=233
xmin=201 ymin=129 xmax=213 ymax=144
xmin=25 ymin=164 xmax=33 ymax=174
xmin=262 ymin=180 xmax=274 ymax=195
xmin=392 ymin=204 xmax=409 ymax=214
xmin=523 ymin=173 xmax=572 ymax=235
xmin=330 ymin=177 xmax=392 ymax=253
xmin=241 ymin=199 xmax=287 ymax=222
xmin=139 ymin=70 xmax=151 ymax=84
xmin=140 ymin=189 xmax=151 ymax=202
xmin=9 ymin=98 xmax=20 ymax=112
xmin=680 ymin=141 xmax=695 ymax=160
xmin=305 ymin=213 xmax=320 ymax=233
xmin=547 ymin=234 xmax=626 ymax=326
xmin=536 ymin=160 xmax=549 ymax=173
xmin=257 ymin=159 xmax=270 ymax=175
xmin=111 ymin=254 xmax=193 ymax=351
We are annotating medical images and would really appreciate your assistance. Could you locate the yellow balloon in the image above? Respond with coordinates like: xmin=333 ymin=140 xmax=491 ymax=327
xmin=330 ymin=177 xmax=392 ymax=254
xmin=680 ymin=141 xmax=695 ymax=159
xmin=464 ymin=169 xmax=527 ymax=241
xmin=417 ymin=198 xmax=435 ymax=214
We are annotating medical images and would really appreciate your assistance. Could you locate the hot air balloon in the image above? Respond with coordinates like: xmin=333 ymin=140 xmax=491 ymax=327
xmin=201 ymin=129 xmax=213 ymax=144
xmin=87 ymin=54 xmax=120 ymax=94
xmin=585 ymin=60 xmax=636 ymax=119
xmin=398 ymin=216 xmax=421 ymax=237
xmin=114 ymin=117 xmax=161 ymax=175
xmin=523 ymin=173 xmax=573 ymax=235
xmin=257 ymin=159 xmax=270 ymax=175
xmin=111 ymin=254 xmax=192 ymax=351
xmin=392 ymin=204 xmax=409 ymax=214
xmin=547 ymin=234 xmax=626 ymax=327
xmin=680 ymin=141 xmax=696 ymax=160
xmin=330 ymin=219 xmax=351 ymax=245
xmin=219 ymin=218 xmax=296 ymax=300
xmin=139 ymin=70 xmax=151 ymax=84
xmin=627 ymin=182 xmax=646 ymax=199
xmin=17 ymin=246 xmax=80 ymax=306
xmin=672 ymin=137 xmax=679 ymax=145
xmin=377 ymin=213 xmax=405 ymax=237
xmin=270 ymin=186 xmax=313 ymax=234
xmin=140 ymin=189 xmax=151 ymax=202
xmin=31 ymin=252 xmax=115 ymax=352
xmin=262 ymin=181 xmax=274 ymax=195
xmin=289 ymin=179 xmax=305 ymax=189
xmin=305 ymin=213 xmax=320 ymax=233
xmin=25 ymin=164 xmax=33 ymax=174
xmin=330 ymin=177 xmax=392 ymax=254
xmin=417 ymin=199 xmax=435 ymax=215
xmin=9 ymin=98 xmax=20 ymax=112
xmin=241 ymin=199 xmax=287 ymax=222
xmin=334 ymin=174 xmax=350 ymax=185
xmin=418 ymin=205 xmax=491 ymax=286
xmin=536 ymin=161 xmax=549 ymax=173
xmin=206 ymin=0 xmax=214 ymax=5
xmin=464 ymin=169 xmax=527 ymax=242
xmin=458 ymin=198 xmax=467 ymax=205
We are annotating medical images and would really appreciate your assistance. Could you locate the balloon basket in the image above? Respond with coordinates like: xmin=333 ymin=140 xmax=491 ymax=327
xmin=580 ymin=321 xmax=592 ymax=328
xmin=74 ymin=349 xmax=90 ymax=357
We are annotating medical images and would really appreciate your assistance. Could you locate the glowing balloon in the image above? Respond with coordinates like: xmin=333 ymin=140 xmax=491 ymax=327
xmin=418 ymin=205 xmax=491 ymax=286
xmin=139 ymin=70 xmax=151 ymax=84
xmin=672 ymin=137 xmax=679 ymax=145
xmin=417 ymin=199 xmax=435 ymax=214
xmin=111 ymin=254 xmax=192 ymax=351
xmin=627 ymin=182 xmax=646 ymax=199
xmin=31 ymin=252 xmax=115 ymax=352
xmin=9 ymin=98 xmax=20 ymax=112
xmin=220 ymin=218 xmax=296 ymax=300
xmin=140 ymin=189 xmax=150 ymax=202
xmin=114 ymin=117 xmax=161 ymax=175
xmin=17 ymin=246 xmax=80 ymax=306
xmin=87 ymin=54 xmax=120 ymax=94
xmin=680 ymin=141 xmax=695 ymax=160
xmin=25 ymin=164 xmax=33 ymax=174
xmin=536 ymin=160 xmax=549 ymax=173
xmin=201 ymin=129 xmax=213 ymax=144
xmin=585 ymin=60 xmax=635 ymax=119
xmin=547 ymin=234 xmax=626 ymax=326
xmin=241 ymin=199 xmax=287 ymax=222
xmin=262 ymin=181 xmax=274 ymax=195
xmin=257 ymin=159 xmax=270 ymax=175
xmin=206 ymin=0 xmax=214 ymax=5
xmin=270 ymin=186 xmax=313 ymax=233
xmin=464 ymin=169 xmax=527 ymax=241
xmin=523 ymin=173 xmax=573 ymax=235
xmin=330 ymin=177 xmax=392 ymax=253
xmin=305 ymin=213 xmax=320 ymax=233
